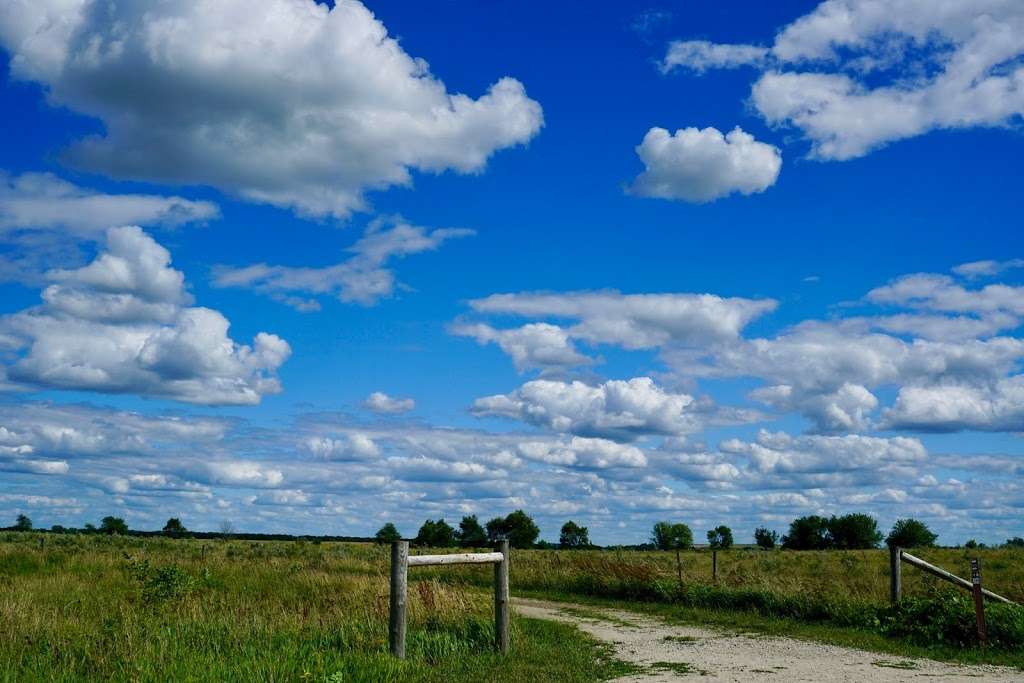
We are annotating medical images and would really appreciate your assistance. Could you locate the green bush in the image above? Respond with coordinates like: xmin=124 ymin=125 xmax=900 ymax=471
xmin=880 ymin=590 xmax=1024 ymax=649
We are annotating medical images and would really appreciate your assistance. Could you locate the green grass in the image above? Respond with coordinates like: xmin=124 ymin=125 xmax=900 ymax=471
xmin=0 ymin=534 xmax=630 ymax=682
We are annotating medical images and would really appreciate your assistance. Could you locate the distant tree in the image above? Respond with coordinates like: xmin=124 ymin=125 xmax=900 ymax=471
xmin=651 ymin=522 xmax=693 ymax=551
xmin=486 ymin=510 xmax=539 ymax=549
xmin=827 ymin=513 xmax=882 ymax=550
xmin=535 ymin=539 xmax=555 ymax=550
xmin=83 ymin=523 xmax=97 ymax=534
xmin=50 ymin=524 xmax=67 ymax=534
xmin=781 ymin=515 xmax=830 ymax=550
xmin=415 ymin=518 xmax=456 ymax=547
xmin=503 ymin=510 xmax=540 ymax=549
xmin=13 ymin=514 xmax=32 ymax=532
xmin=885 ymin=518 xmax=938 ymax=549
xmin=374 ymin=523 xmax=401 ymax=544
xmin=1005 ymin=537 xmax=1024 ymax=549
xmin=162 ymin=517 xmax=187 ymax=537
xmin=219 ymin=520 xmax=237 ymax=539
xmin=456 ymin=515 xmax=488 ymax=548
xmin=754 ymin=527 xmax=778 ymax=550
xmin=559 ymin=521 xmax=591 ymax=549
xmin=652 ymin=521 xmax=693 ymax=584
xmin=485 ymin=516 xmax=507 ymax=543
xmin=706 ymin=525 xmax=734 ymax=550
xmin=964 ymin=539 xmax=979 ymax=549
xmin=99 ymin=516 xmax=128 ymax=535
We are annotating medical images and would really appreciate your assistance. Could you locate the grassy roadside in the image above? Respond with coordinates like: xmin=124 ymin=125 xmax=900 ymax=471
xmin=0 ymin=535 xmax=633 ymax=682
xmin=513 ymin=588 xmax=1024 ymax=670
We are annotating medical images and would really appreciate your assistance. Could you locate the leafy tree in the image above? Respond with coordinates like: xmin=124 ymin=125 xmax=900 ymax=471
xmin=415 ymin=518 xmax=456 ymax=547
xmin=374 ymin=522 xmax=401 ymax=544
xmin=754 ymin=527 xmax=778 ymax=549
xmin=706 ymin=525 xmax=734 ymax=550
xmin=503 ymin=510 xmax=540 ymax=549
xmin=651 ymin=521 xmax=693 ymax=551
xmin=83 ymin=523 xmax=97 ymax=534
xmin=1005 ymin=537 xmax=1024 ymax=548
xmin=781 ymin=515 xmax=830 ymax=550
xmin=99 ymin=516 xmax=128 ymax=535
xmin=457 ymin=515 xmax=487 ymax=547
xmin=827 ymin=513 xmax=882 ymax=549
xmin=485 ymin=516 xmax=507 ymax=543
xmin=13 ymin=514 xmax=32 ymax=532
xmin=50 ymin=524 xmax=67 ymax=534
xmin=964 ymin=539 xmax=979 ymax=549
xmin=485 ymin=511 xmax=539 ymax=549
xmin=162 ymin=517 xmax=187 ymax=537
xmin=559 ymin=521 xmax=591 ymax=549
xmin=885 ymin=518 xmax=938 ymax=549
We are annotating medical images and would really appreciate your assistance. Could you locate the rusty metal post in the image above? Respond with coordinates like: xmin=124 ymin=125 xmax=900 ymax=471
xmin=970 ymin=558 xmax=987 ymax=646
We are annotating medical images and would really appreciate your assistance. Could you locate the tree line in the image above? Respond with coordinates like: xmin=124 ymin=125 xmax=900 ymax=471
xmin=10 ymin=511 xmax=1024 ymax=551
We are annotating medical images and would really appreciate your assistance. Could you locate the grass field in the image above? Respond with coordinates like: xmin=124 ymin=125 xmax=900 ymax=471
xmin=3 ymin=534 xmax=1023 ymax=681
xmin=0 ymin=533 xmax=629 ymax=682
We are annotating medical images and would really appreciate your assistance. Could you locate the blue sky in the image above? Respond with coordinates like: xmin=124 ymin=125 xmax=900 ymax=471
xmin=0 ymin=0 xmax=1022 ymax=544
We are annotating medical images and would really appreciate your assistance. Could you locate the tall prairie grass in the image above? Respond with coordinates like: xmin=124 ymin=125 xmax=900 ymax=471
xmin=0 ymin=533 xmax=624 ymax=682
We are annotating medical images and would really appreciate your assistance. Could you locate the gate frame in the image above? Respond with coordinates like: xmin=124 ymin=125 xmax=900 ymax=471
xmin=389 ymin=539 xmax=510 ymax=659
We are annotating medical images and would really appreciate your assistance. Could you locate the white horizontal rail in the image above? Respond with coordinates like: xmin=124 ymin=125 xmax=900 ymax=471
xmin=407 ymin=551 xmax=504 ymax=567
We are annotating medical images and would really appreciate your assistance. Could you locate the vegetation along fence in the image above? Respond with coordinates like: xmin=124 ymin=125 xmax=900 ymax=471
xmin=389 ymin=539 xmax=510 ymax=659
xmin=890 ymin=546 xmax=1017 ymax=645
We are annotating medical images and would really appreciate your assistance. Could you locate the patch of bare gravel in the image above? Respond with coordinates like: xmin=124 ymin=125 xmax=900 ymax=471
xmin=514 ymin=597 xmax=1022 ymax=682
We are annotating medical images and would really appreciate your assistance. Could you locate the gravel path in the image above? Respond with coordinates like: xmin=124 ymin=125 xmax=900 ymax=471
xmin=514 ymin=597 xmax=1022 ymax=682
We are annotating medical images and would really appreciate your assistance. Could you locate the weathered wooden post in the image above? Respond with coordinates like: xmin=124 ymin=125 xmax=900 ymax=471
xmin=712 ymin=550 xmax=718 ymax=582
xmin=889 ymin=546 xmax=902 ymax=604
xmin=495 ymin=539 xmax=510 ymax=654
xmin=970 ymin=558 xmax=987 ymax=646
xmin=389 ymin=540 xmax=409 ymax=659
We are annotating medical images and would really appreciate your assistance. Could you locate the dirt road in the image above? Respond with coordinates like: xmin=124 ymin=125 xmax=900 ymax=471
xmin=514 ymin=597 xmax=1022 ymax=682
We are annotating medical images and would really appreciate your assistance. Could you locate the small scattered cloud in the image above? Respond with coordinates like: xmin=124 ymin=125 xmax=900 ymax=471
xmin=213 ymin=217 xmax=473 ymax=309
xmin=363 ymin=392 xmax=415 ymax=415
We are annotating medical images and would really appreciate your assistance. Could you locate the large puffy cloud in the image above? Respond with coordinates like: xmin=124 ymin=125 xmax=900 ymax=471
xmin=0 ymin=0 xmax=543 ymax=217
xmin=628 ymin=126 xmax=782 ymax=203
xmin=882 ymin=379 xmax=1024 ymax=432
xmin=0 ymin=172 xmax=218 ymax=236
xmin=722 ymin=430 xmax=927 ymax=476
xmin=1 ymin=226 xmax=290 ymax=404
xmin=213 ymin=217 xmax=472 ymax=309
xmin=666 ymin=0 xmax=1024 ymax=159
xmin=472 ymin=377 xmax=705 ymax=441
xmin=463 ymin=290 xmax=776 ymax=358
xmin=672 ymin=319 xmax=1024 ymax=432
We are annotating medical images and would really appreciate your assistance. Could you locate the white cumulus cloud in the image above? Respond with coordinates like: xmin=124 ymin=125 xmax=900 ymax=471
xmin=0 ymin=226 xmax=290 ymax=404
xmin=0 ymin=0 xmax=543 ymax=217
xmin=629 ymin=126 xmax=782 ymax=203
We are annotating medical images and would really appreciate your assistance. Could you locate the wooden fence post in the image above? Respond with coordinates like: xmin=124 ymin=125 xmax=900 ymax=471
xmin=389 ymin=540 xmax=409 ymax=659
xmin=495 ymin=539 xmax=510 ymax=654
xmin=712 ymin=550 xmax=718 ymax=583
xmin=970 ymin=558 xmax=987 ymax=646
xmin=889 ymin=546 xmax=902 ymax=604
